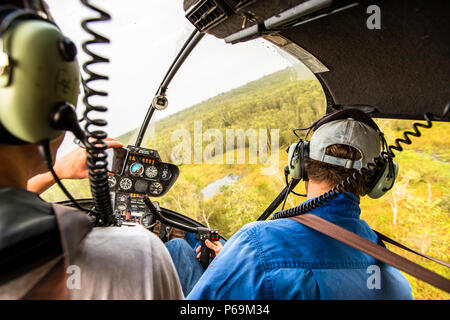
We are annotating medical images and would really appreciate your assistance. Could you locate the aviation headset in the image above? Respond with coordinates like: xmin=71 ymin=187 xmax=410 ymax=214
xmin=287 ymin=109 xmax=398 ymax=199
xmin=0 ymin=2 xmax=83 ymax=147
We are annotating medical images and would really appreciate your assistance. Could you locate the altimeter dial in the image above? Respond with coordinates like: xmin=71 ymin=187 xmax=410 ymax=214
xmin=119 ymin=177 xmax=132 ymax=190
xmin=145 ymin=165 xmax=158 ymax=179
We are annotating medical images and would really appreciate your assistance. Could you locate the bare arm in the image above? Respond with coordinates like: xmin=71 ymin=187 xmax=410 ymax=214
xmin=28 ymin=139 xmax=123 ymax=194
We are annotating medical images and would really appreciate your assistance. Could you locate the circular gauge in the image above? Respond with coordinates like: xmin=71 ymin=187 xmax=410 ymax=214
xmin=145 ymin=165 xmax=158 ymax=179
xmin=117 ymin=203 xmax=127 ymax=211
xmin=118 ymin=194 xmax=128 ymax=202
xmin=119 ymin=177 xmax=132 ymax=190
xmin=108 ymin=175 xmax=117 ymax=188
xmin=134 ymin=180 xmax=148 ymax=193
xmin=130 ymin=162 xmax=144 ymax=176
xmin=149 ymin=182 xmax=163 ymax=195
xmin=161 ymin=167 xmax=172 ymax=181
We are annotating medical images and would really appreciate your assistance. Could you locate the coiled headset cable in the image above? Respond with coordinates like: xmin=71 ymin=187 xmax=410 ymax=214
xmin=79 ymin=0 xmax=114 ymax=226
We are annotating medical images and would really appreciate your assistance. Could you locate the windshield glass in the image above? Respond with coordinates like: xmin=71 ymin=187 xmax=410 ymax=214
xmin=133 ymin=39 xmax=326 ymax=237
xmin=42 ymin=0 xmax=324 ymax=210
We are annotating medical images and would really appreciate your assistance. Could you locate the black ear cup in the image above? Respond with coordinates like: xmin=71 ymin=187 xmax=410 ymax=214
xmin=368 ymin=158 xmax=399 ymax=199
xmin=299 ymin=140 xmax=309 ymax=181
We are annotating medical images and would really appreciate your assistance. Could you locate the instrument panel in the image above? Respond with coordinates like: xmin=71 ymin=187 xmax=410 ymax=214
xmin=106 ymin=145 xmax=179 ymax=225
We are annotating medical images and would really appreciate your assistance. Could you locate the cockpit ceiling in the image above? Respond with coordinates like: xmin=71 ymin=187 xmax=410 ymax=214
xmin=184 ymin=0 xmax=450 ymax=120
xmin=279 ymin=0 xmax=450 ymax=120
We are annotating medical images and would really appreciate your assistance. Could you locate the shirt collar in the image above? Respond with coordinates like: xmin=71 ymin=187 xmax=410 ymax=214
xmin=304 ymin=192 xmax=361 ymax=219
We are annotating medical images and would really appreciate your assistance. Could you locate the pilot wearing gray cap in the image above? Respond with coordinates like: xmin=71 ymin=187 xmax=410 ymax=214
xmin=309 ymin=118 xmax=382 ymax=170
xmin=171 ymin=109 xmax=412 ymax=300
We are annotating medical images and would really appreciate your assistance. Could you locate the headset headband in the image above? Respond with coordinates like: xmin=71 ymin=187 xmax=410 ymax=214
xmin=311 ymin=108 xmax=380 ymax=133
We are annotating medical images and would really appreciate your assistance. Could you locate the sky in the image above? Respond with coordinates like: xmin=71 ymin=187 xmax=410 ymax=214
xmin=45 ymin=0 xmax=302 ymax=155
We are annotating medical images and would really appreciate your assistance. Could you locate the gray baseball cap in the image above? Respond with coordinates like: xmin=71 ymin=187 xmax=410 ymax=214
xmin=309 ymin=118 xmax=382 ymax=169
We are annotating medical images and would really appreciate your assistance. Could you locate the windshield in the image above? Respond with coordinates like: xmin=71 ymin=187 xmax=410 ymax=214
xmin=43 ymin=0 xmax=323 ymax=208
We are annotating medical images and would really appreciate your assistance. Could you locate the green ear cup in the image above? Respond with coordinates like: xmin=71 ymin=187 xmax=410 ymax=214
xmin=0 ymin=19 xmax=80 ymax=143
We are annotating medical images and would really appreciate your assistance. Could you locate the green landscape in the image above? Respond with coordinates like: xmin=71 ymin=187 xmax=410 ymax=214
xmin=42 ymin=68 xmax=449 ymax=300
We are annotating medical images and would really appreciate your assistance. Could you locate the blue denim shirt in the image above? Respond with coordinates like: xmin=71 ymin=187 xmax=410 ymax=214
xmin=187 ymin=193 xmax=413 ymax=300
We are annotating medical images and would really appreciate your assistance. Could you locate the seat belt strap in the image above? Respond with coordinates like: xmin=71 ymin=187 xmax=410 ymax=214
xmin=290 ymin=214 xmax=450 ymax=293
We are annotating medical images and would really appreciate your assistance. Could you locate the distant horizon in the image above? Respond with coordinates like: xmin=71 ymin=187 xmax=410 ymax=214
xmin=115 ymin=66 xmax=318 ymax=145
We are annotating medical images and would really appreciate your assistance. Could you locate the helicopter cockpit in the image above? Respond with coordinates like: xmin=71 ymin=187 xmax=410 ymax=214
xmin=1 ymin=0 xmax=448 ymax=300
